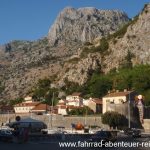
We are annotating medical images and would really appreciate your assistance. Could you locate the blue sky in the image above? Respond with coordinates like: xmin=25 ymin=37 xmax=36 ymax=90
xmin=0 ymin=0 xmax=149 ymax=45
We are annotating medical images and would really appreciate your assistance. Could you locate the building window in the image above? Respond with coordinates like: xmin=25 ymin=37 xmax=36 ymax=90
xmin=106 ymin=99 xmax=110 ymax=102
xmin=110 ymin=99 xmax=114 ymax=104
xmin=119 ymin=99 xmax=124 ymax=103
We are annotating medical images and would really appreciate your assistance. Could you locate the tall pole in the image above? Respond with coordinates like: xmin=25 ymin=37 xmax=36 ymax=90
xmin=128 ymin=93 xmax=131 ymax=128
xmin=50 ymin=92 xmax=54 ymax=129
xmin=84 ymin=107 xmax=87 ymax=125
xmin=7 ymin=110 xmax=10 ymax=123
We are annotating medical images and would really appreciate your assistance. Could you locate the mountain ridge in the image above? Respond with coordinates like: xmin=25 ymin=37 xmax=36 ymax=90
xmin=48 ymin=7 xmax=129 ymax=46
xmin=0 ymin=4 xmax=149 ymax=101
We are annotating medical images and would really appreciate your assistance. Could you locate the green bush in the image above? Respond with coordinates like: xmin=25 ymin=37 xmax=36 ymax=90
xmin=107 ymin=16 xmax=139 ymax=40
xmin=119 ymin=50 xmax=134 ymax=69
xmin=102 ymin=111 xmax=128 ymax=129
xmin=9 ymin=98 xmax=24 ymax=106
xmin=63 ymin=78 xmax=81 ymax=95
xmin=84 ymin=42 xmax=93 ymax=46
xmin=68 ymin=106 xmax=94 ymax=115
xmin=37 ymin=78 xmax=51 ymax=88
xmin=80 ymin=38 xmax=109 ymax=58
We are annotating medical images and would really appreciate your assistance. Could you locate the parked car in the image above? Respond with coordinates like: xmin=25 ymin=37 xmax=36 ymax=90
xmin=0 ymin=129 xmax=13 ymax=142
xmin=124 ymin=128 xmax=141 ymax=138
xmin=88 ymin=130 xmax=116 ymax=143
xmin=131 ymin=129 xmax=141 ymax=138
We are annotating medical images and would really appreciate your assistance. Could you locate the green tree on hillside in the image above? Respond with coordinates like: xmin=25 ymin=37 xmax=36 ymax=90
xmin=112 ymin=69 xmax=133 ymax=90
xmin=87 ymin=74 xmax=112 ymax=98
xmin=120 ymin=50 xmax=134 ymax=69
xmin=32 ymin=78 xmax=58 ymax=106
xmin=9 ymin=98 xmax=24 ymax=106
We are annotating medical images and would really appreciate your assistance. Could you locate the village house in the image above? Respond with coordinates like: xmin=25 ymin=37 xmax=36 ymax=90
xmin=57 ymin=105 xmax=67 ymax=115
xmin=57 ymin=99 xmax=67 ymax=115
xmin=83 ymin=98 xmax=102 ymax=114
xmin=102 ymin=90 xmax=137 ymax=117
xmin=56 ymin=99 xmax=82 ymax=115
xmin=66 ymin=92 xmax=83 ymax=107
xmin=31 ymin=103 xmax=50 ymax=115
xmin=56 ymin=93 xmax=103 ymax=115
xmin=14 ymin=96 xmax=39 ymax=114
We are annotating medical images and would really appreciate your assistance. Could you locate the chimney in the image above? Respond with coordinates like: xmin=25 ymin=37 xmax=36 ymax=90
xmin=124 ymin=89 xmax=127 ymax=92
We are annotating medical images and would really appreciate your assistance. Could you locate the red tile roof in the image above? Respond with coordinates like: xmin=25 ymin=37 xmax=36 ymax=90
xmin=67 ymin=105 xmax=82 ymax=109
xmin=59 ymin=106 xmax=67 ymax=109
xmin=103 ymin=91 xmax=134 ymax=98
xmin=92 ymin=99 xmax=103 ymax=104
xmin=57 ymin=102 xmax=66 ymax=105
xmin=15 ymin=102 xmax=40 ymax=107
xmin=31 ymin=103 xmax=50 ymax=111
xmin=71 ymin=92 xmax=82 ymax=96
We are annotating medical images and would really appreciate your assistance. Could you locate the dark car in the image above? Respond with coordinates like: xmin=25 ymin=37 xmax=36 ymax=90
xmin=0 ymin=129 xmax=13 ymax=142
xmin=89 ymin=130 xmax=116 ymax=143
xmin=124 ymin=128 xmax=141 ymax=138
xmin=124 ymin=128 xmax=133 ymax=135
xmin=131 ymin=129 xmax=141 ymax=138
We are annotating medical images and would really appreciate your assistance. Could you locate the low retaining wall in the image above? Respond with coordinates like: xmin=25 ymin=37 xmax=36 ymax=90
xmin=1 ymin=114 xmax=149 ymax=132
xmin=0 ymin=114 xmax=108 ymax=129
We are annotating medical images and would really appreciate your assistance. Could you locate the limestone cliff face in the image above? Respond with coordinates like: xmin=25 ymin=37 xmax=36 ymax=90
xmin=57 ymin=53 xmax=102 ymax=87
xmin=48 ymin=7 xmax=129 ymax=45
xmin=103 ymin=4 xmax=150 ymax=72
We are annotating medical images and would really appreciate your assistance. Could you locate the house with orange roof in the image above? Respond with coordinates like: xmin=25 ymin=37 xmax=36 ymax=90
xmin=102 ymin=90 xmax=137 ymax=117
xmin=14 ymin=96 xmax=40 ymax=114
xmin=14 ymin=102 xmax=40 ymax=114
xmin=83 ymin=98 xmax=102 ymax=113
xmin=66 ymin=92 xmax=83 ymax=107
xmin=31 ymin=103 xmax=50 ymax=115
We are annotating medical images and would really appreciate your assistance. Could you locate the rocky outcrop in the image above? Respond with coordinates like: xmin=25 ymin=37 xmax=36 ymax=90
xmin=48 ymin=7 xmax=129 ymax=46
xmin=57 ymin=53 xmax=102 ymax=87
xmin=0 ymin=39 xmax=81 ymax=100
xmin=103 ymin=4 xmax=150 ymax=72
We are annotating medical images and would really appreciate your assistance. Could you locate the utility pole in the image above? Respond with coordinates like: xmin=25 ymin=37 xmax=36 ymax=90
xmin=128 ymin=93 xmax=131 ymax=128
xmin=84 ymin=107 xmax=87 ymax=125
xmin=50 ymin=92 xmax=54 ymax=129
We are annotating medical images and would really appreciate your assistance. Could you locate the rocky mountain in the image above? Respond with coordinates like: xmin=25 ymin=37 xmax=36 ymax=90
xmin=48 ymin=7 xmax=129 ymax=45
xmin=0 ymin=4 xmax=149 ymax=101
xmin=103 ymin=4 xmax=150 ymax=72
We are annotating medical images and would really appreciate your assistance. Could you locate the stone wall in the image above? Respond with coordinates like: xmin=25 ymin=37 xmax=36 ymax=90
xmin=1 ymin=114 xmax=149 ymax=131
xmin=0 ymin=114 xmax=108 ymax=129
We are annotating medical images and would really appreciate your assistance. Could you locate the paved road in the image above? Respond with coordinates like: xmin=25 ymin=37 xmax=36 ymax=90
xmin=0 ymin=134 xmax=150 ymax=150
